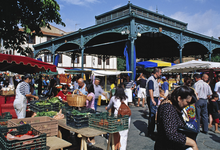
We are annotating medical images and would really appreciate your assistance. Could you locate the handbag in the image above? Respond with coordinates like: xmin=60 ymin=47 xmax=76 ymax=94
xmin=177 ymin=125 xmax=198 ymax=141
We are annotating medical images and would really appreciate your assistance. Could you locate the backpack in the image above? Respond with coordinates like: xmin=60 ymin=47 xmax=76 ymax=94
xmin=118 ymin=101 xmax=131 ymax=117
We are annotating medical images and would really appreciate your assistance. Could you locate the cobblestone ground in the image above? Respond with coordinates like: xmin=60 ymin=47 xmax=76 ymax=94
xmin=66 ymin=105 xmax=220 ymax=150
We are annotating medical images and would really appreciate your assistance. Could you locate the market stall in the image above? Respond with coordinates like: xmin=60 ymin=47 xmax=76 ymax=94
xmin=137 ymin=59 xmax=175 ymax=68
xmin=0 ymin=54 xmax=57 ymax=119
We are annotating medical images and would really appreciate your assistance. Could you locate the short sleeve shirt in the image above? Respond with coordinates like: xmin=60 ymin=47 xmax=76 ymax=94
xmin=214 ymin=81 xmax=220 ymax=101
xmin=94 ymin=84 xmax=104 ymax=99
xmin=194 ymin=80 xmax=212 ymax=99
xmin=56 ymin=91 xmax=71 ymax=101
xmin=19 ymin=82 xmax=30 ymax=96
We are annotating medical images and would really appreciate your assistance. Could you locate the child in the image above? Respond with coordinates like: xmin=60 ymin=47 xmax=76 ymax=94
xmin=210 ymin=93 xmax=220 ymax=134
xmin=159 ymin=89 xmax=166 ymax=106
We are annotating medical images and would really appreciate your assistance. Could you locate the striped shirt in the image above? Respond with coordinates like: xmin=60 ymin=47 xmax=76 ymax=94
xmin=18 ymin=82 xmax=30 ymax=96
xmin=193 ymin=80 xmax=212 ymax=99
xmin=125 ymin=80 xmax=135 ymax=89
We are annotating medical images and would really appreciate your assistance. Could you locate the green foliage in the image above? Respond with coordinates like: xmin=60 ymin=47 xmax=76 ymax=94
xmin=211 ymin=54 xmax=220 ymax=62
xmin=205 ymin=54 xmax=220 ymax=62
xmin=0 ymin=0 xmax=65 ymax=55
xmin=117 ymin=57 xmax=126 ymax=71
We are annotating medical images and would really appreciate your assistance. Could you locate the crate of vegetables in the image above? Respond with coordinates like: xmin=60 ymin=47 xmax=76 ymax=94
xmin=66 ymin=109 xmax=95 ymax=129
xmin=0 ymin=112 xmax=12 ymax=127
xmin=8 ymin=116 xmax=58 ymax=137
xmin=0 ymin=124 xmax=46 ymax=150
xmin=89 ymin=112 xmax=129 ymax=133
xmin=48 ymin=97 xmax=64 ymax=111
xmin=30 ymin=101 xmax=52 ymax=112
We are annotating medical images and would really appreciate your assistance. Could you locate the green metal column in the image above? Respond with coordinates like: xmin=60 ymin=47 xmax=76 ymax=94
xmin=80 ymin=32 xmax=85 ymax=78
xmin=52 ymin=43 xmax=55 ymax=64
xmin=209 ymin=41 xmax=212 ymax=61
xmin=179 ymin=32 xmax=183 ymax=85
xmin=129 ymin=11 xmax=136 ymax=81
xmin=81 ymin=48 xmax=84 ymax=70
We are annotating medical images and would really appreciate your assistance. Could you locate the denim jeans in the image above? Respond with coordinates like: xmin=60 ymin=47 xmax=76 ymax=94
xmin=195 ymin=99 xmax=208 ymax=132
xmin=95 ymin=99 xmax=98 ymax=111
xmin=147 ymin=97 xmax=158 ymax=135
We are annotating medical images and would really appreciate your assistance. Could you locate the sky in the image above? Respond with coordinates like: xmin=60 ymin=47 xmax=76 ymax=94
xmin=52 ymin=0 xmax=220 ymax=39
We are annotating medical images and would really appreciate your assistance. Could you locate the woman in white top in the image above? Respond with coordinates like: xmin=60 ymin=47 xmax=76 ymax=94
xmin=106 ymin=85 xmax=130 ymax=150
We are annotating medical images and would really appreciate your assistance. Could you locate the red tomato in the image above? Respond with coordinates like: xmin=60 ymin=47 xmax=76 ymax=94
xmin=27 ymin=131 xmax=33 ymax=135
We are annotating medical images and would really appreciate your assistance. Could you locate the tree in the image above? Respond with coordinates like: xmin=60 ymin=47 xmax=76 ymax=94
xmin=0 ymin=0 xmax=65 ymax=55
xmin=117 ymin=57 xmax=126 ymax=71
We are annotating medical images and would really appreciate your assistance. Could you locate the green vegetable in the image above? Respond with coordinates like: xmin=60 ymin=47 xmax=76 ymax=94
xmin=35 ymin=101 xmax=51 ymax=106
xmin=71 ymin=110 xmax=89 ymax=116
xmin=48 ymin=97 xmax=60 ymax=104
xmin=36 ymin=111 xmax=57 ymax=117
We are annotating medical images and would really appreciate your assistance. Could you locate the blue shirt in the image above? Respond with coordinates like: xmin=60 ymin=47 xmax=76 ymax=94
xmin=148 ymin=75 xmax=157 ymax=91
xmin=78 ymin=84 xmax=88 ymax=95
xmin=162 ymin=81 xmax=169 ymax=91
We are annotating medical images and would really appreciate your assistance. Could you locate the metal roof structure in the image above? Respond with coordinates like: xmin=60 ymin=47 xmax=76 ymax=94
xmin=33 ymin=2 xmax=220 ymax=80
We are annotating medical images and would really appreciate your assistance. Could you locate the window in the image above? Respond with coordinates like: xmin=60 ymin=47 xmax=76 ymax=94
xmin=106 ymin=58 xmax=110 ymax=65
xmin=47 ymin=36 xmax=53 ymax=41
xmin=98 ymin=56 xmax=102 ymax=65
xmin=28 ymin=52 xmax=34 ymax=58
xmin=58 ymin=54 xmax=62 ymax=63
xmin=27 ymin=35 xmax=35 ymax=44
xmin=44 ymin=54 xmax=52 ymax=62
xmin=6 ymin=51 xmax=8 ymax=54
xmin=83 ymin=55 xmax=86 ymax=64
xmin=74 ymin=56 xmax=79 ymax=64
xmin=9 ymin=50 xmax=12 ymax=55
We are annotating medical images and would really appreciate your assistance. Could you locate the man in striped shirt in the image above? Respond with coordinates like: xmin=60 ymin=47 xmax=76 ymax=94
xmin=14 ymin=74 xmax=39 ymax=118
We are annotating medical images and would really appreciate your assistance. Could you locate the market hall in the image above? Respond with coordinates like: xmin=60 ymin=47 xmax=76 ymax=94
xmin=34 ymin=2 xmax=220 ymax=80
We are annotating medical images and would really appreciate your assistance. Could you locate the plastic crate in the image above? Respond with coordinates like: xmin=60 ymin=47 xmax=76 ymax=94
xmin=61 ymin=104 xmax=74 ymax=115
xmin=30 ymin=101 xmax=51 ymax=112
xmin=0 ymin=124 xmax=46 ymax=150
xmin=0 ymin=112 xmax=12 ymax=127
xmin=8 ymin=116 xmax=58 ymax=137
xmin=66 ymin=111 xmax=89 ymax=129
xmin=89 ymin=112 xmax=129 ymax=133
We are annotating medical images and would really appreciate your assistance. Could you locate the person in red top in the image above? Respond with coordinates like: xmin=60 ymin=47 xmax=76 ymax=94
xmin=56 ymin=85 xmax=71 ymax=102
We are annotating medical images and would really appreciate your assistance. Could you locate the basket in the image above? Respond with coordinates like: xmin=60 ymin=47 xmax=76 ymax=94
xmin=0 ymin=112 xmax=12 ymax=127
xmin=0 ymin=124 xmax=46 ymax=150
xmin=66 ymin=94 xmax=86 ymax=107
xmin=89 ymin=112 xmax=129 ymax=133
xmin=8 ymin=116 xmax=58 ymax=137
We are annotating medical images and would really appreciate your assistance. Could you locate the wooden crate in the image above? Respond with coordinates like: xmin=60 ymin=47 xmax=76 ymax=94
xmin=7 ymin=116 xmax=58 ymax=137
xmin=0 ymin=90 xmax=14 ymax=96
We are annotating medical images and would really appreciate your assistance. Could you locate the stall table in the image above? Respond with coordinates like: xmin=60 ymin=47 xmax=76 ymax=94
xmin=47 ymin=136 xmax=72 ymax=150
xmin=58 ymin=119 xmax=115 ymax=150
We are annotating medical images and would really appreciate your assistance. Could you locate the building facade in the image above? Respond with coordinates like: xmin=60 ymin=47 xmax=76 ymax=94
xmin=0 ymin=25 xmax=117 ymax=70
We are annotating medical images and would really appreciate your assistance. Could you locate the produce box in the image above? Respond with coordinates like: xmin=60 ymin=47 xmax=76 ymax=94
xmin=0 ymin=124 xmax=46 ymax=150
xmin=30 ymin=98 xmax=64 ymax=113
xmin=89 ymin=112 xmax=129 ymax=133
xmin=30 ymin=101 xmax=52 ymax=112
xmin=66 ymin=108 xmax=95 ymax=129
xmin=0 ymin=112 xmax=12 ymax=127
xmin=8 ymin=116 xmax=58 ymax=137
xmin=0 ymin=90 xmax=14 ymax=96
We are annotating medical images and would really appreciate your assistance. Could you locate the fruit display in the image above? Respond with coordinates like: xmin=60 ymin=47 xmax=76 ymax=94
xmin=0 ymin=120 xmax=8 ymax=126
xmin=89 ymin=112 xmax=129 ymax=133
xmin=0 ymin=112 xmax=12 ymax=127
xmin=0 ymin=124 xmax=46 ymax=150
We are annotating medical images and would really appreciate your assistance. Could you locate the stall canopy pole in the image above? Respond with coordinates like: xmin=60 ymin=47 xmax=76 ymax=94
xmin=105 ymin=76 xmax=107 ymax=91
